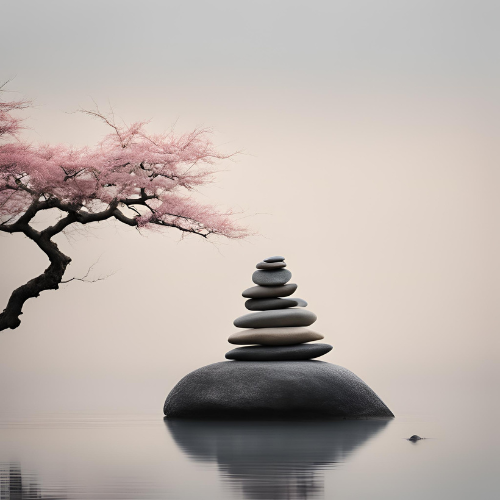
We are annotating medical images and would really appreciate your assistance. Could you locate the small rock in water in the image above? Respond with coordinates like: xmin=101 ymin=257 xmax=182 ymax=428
xmin=242 ymin=283 xmax=297 ymax=299
xmin=264 ymin=256 xmax=285 ymax=263
xmin=228 ymin=327 xmax=324 ymax=346
xmin=245 ymin=297 xmax=299 ymax=311
xmin=294 ymin=298 xmax=308 ymax=307
xmin=408 ymin=435 xmax=424 ymax=441
xmin=225 ymin=343 xmax=333 ymax=361
xmin=234 ymin=308 xmax=317 ymax=329
xmin=256 ymin=261 xmax=287 ymax=269
xmin=252 ymin=269 xmax=292 ymax=286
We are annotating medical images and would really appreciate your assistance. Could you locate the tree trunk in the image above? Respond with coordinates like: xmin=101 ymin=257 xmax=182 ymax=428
xmin=0 ymin=236 xmax=71 ymax=331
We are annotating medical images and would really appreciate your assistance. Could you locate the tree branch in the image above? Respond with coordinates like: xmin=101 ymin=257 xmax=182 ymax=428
xmin=61 ymin=258 xmax=116 ymax=284
xmin=0 ymin=222 xmax=22 ymax=233
xmin=112 ymin=208 xmax=138 ymax=226
xmin=41 ymin=200 xmax=119 ymax=238
xmin=151 ymin=219 xmax=209 ymax=237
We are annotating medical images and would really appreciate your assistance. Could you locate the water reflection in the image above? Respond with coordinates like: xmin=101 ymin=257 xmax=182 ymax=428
xmin=0 ymin=463 xmax=66 ymax=500
xmin=166 ymin=419 xmax=391 ymax=499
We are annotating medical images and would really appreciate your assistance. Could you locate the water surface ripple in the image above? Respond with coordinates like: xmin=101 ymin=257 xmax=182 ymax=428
xmin=1 ymin=412 xmax=494 ymax=499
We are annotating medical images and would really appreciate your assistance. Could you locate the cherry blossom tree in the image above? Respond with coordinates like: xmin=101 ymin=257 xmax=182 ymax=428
xmin=0 ymin=91 xmax=248 ymax=331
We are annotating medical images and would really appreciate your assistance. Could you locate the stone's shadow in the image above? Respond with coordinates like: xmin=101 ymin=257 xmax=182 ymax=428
xmin=166 ymin=418 xmax=391 ymax=500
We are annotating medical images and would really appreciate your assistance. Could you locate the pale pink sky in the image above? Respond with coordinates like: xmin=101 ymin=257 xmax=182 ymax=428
xmin=1 ymin=0 xmax=498 ymax=415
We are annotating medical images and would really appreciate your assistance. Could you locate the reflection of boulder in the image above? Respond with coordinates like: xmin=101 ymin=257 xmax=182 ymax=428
xmin=166 ymin=418 xmax=390 ymax=500
xmin=164 ymin=361 xmax=394 ymax=418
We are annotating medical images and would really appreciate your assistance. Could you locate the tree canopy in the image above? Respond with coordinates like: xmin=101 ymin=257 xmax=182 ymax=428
xmin=0 ymin=91 xmax=248 ymax=331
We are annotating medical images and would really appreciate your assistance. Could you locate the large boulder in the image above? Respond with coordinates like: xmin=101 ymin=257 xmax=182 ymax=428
xmin=163 ymin=361 xmax=394 ymax=419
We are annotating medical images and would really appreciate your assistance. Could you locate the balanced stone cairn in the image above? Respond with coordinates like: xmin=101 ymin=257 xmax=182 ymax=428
xmin=226 ymin=256 xmax=333 ymax=362
xmin=163 ymin=255 xmax=394 ymax=419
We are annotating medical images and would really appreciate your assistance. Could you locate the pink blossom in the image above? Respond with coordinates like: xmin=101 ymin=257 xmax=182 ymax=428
xmin=0 ymin=94 xmax=250 ymax=331
xmin=0 ymin=100 xmax=248 ymax=239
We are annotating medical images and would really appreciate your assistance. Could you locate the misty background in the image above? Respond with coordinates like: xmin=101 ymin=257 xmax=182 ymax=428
xmin=0 ymin=0 xmax=498 ymax=418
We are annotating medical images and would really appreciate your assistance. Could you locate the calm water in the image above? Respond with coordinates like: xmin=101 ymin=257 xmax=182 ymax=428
xmin=0 ymin=407 xmax=497 ymax=500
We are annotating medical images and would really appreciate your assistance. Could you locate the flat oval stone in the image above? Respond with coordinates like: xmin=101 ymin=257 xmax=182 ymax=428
xmin=234 ymin=309 xmax=317 ymax=328
xmin=264 ymin=256 xmax=285 ymax=263
xmin=163 ymin=361 xmax=394 ymax=418
xmin=226 ymin=343 xmax=333 ymax=361
xmin=252 ymin=269 xmax=292 ymax=286
xmin=242 ymin=284 xmax=297 ymax=299
xmin=245 ymin=298 xmax=299 ymax=311
xmin=294 ymin=298 xmax=307 ymax=307
xmin=256 ymin=261 xmax=287 ymax=270
xmin=228 ymin=327 xmax=324 ymax=346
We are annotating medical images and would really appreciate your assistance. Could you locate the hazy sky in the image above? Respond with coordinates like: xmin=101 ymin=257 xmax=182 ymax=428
xmin=1 ymin=1 xmax=498 ymax=415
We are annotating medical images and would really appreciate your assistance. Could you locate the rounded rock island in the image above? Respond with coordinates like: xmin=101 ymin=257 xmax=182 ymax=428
xmin=164 ymin=361 xmax=394 ymax=419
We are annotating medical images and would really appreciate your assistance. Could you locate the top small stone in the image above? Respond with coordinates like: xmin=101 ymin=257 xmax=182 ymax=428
xmin=256 ymin=261 xmax=286 ymax=270
xmin=264 ymin=256 xmax=285 ymax=263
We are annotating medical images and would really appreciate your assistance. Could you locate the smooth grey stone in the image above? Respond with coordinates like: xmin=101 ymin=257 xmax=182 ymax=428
xmin=294 ymin=298 xmax=307 ymax=307
xmin=234 ymin=309 xmax=317 ymax=328
xmin=256 ymin=261 xmax=286 ymax=269
xmin=408 ymin=435 xmax=424 ymax=442
xmin=242 ymin=283 xmax=297 ymax=299
xmin=225 ymin=343 xmax=332 ymax=361
xmin=229 ymin=327 xmax=324 ymax=345
xmin=252 ymin=269 xmax=292 ymax=286
xmin=245 ymin=298 xmax=299 ymax=311
xmin=264 ymin=256 xmax=285 ymax=263
xmin=163 ymin=361 xmax=395 ymax=418
xmin=166 ymin=419 xmax=390 ymax=499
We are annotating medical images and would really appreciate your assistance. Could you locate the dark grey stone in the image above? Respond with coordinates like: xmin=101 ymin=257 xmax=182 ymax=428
xmin=264 ymin=256 xmax=285 ymax=263
xmin=252 ymin=269 xmax=292 ymax=286
xmin=245 ymin=297 xmax=299 ymax=311
xmin=225 ymin=343 xmax=333 ymax=361
xmin=294 ymin=298 xmax=307 ymax=307
xmin=242 ymin=283 xmax=297 ymax=299
xmin=256 ymin=261 xmax=287 ymax=269
xmin=234 ymin=308 xmax=317 ymax=328
xmin=408 ymin=435 xmax=424 ymax=442
xmin=163 ymin=361 xmax=394 ymax=419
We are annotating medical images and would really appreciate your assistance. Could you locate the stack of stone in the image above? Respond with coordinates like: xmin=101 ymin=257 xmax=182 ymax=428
xmin=225 ymin=256 xmax=333 ymax=361
xmin=164 ymin=255 xmax=394 ymax=418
